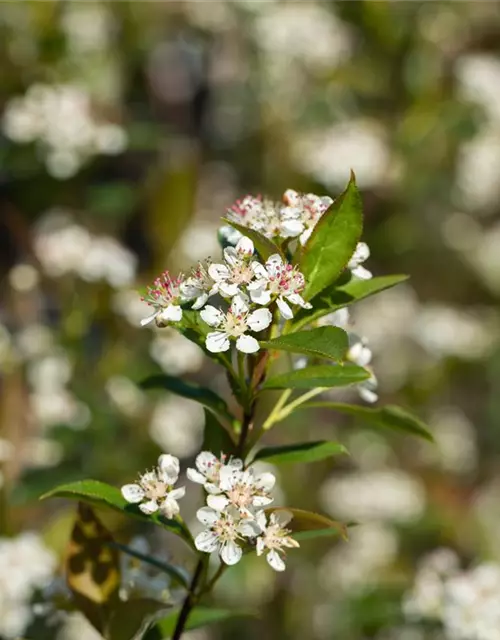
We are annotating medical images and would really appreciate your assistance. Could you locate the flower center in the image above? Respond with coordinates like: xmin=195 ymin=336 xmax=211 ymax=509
xmin=230 ymin=264 xmax=254 ymax=285
xmin=224 ymin=312 xmax=248 ymax=337
xmin=227 ymin=483 xmax=254 ymax=510
xmin=143 ymin=480 xmax=168 ymax=501
xmin=214 ymin=517 xmax=238 ymax=542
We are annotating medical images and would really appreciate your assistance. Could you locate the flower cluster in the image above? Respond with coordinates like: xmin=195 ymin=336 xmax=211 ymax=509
xmin=189 ymin=452 xmax=299 ymax=570
xmin=141 ymin=235 xmax=311 ymax=353
xmin=225 ymin=189 xmax=333 ymax=246
xmin=122 ymin=452 xmax=299 ymax=572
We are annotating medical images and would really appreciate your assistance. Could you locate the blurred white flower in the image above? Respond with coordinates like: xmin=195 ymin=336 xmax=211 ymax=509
xmin=105 ymin=376 xmax=145 ymax=418
xmin=112 ymin=289 xmax=152 ymax=327
xmin=455 ymin=54 xmax=500 ymax=125
xmin=79 ymin=236 xmax=137 ymax=287
xmin=295 ymin=120 xmax=390 ymax=189
xmin=320 ymin=523 xmax=398 ymax=593
xmin=61 ymin=3 xmax=112 ymax=54
xmin=8 ymin=263 xmax=39 ymax=292
xmin=321 ymin=469 xmax=426 ymax=524
xmin=347 ymin=242 xmax=372 ymax=280
xmin=150 ymin=330 xmax=205 ymax=376
xmin=15 ymin=324 xmax=53 ymax=360
xmin=149 ymin=396 xmax=204 ymax=458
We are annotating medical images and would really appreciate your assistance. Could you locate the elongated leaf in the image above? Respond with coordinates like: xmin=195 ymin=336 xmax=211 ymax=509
xmin=265 ymin=507 xmax=348 ymax=541
xmin=202 ymin=410 xmax=237 ymax=457
xmin=221 ymin=217 xmax=283 ymax=260
xmin=293 ymin=528 xmax=348 ymax=542
xmin=261 ymin=326 xmax=348 ymax=362
xmin=299 ymin=173 xmax=363 ymax=300
xmin=300 ymin=402 xmax=433 ymax=442
xmin=108 ymin=598 xmax=172 ymax=640
xmin=292 ymin=274 xmax=409 ymax=331
xmin=41 ymin=480 xmax=194 ymax=546
xmin=156 ymin=606 xmax=255 ymax=637
xmin=262 ymin=364 xmax=369 ymax=390
xmin=140 ymin=374 xmax=236 ymax=430
xmin=252 ymin=440 xmax=347 ymax=465
xmin=108 ymin=541 xmax=189 ymax=589
xmin=66 ymin=504 xmax=121 ymax=634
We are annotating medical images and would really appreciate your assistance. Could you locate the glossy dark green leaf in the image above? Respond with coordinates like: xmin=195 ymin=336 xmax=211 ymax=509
xmin=156 ymin=606 xmax=256 ymax=637
xmin=261 ymin=326 xmax=348 ymax=362
xmin=140 ymin=374 xmax=236 ymax=430
xmin=265 ymin=507 xmax=348 ymax=541
xmin=300 ymin=402 xmax=433 ymax=442
xmin=202 ymin=410 xmax=237 ymax=457
xmin=291 ymin=274 xmax=409 ymax=331
xmin=262 ymin=364 xmax=370 ymax=390
xmin=40 ymin=480 xmax=194 ymax=546
xmin=299 ymin=173 xmax=363 ymax=301
xmin=221 ymin=217 xmax=283 ymax=260
xmin=108 ymin=598 xmax=172 ymax=640
xmin=252 ymin=440 xmax=347 ymax=465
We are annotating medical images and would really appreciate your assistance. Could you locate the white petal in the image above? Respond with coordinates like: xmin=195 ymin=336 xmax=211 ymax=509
xmin=273 ymin=509 xmax=294 ymax=527
xmin=351 ymin=265 xmax=372 ymax=280
xmin=230 ymin=293 xmax=249 ymax=316
xmin=254 ymin=472 xmax=276 ymax=492
xmin=158 ymin=454 xmax=180 ymax=484
xmin=256 ymin=537 xmax=265 ymax=556
xmin=353 ymin=241 xmax=370 ymax=264
xmin=265 ymin=254 xmax=283 ymax=276
xmin=208 ymin=263 xmax=231 ymax=282
xmin=140 ymin=311 xmax=159 ymax=327
xmin=187 ymin=468 xmax=206 ymax=485
xmin=121 ymin=484 xmax=145 ymax=504
xmin=251 ymin=262 xmax=268 ymax=280
xmin=192 ymin=293 xmax=208 ymax=310
xmin=219 ymin=282 xmax=240 ymax=298
xmin=235 ymin=236 xmax=254 ymax=257
xmin=139 ymin=500 xmax=159 ymax=515
xmin=158 ymin=305 xmax=182 ymax=322
xmin=220 ymin=540 xmax=242 ymax=566
xmin=196 ymin=507 xmax=219 ymax=526
xmin=207 ymin=494 xmax=230 ymax=511
xmin=253 ymin=496 xmax=273 ymax=507
xmin=287 ymin=293 xmax=311 ymax=310
xmin=299 ymin=228 xmax=313 ymax=246
xmin=248 ymin=283 xmax=272 ymax=306
xmin=160 ymin=496 xmax=180 ymax=519
xmin=256 ymin=510 xmax=267 ymax=531
xmin=223 ymin=246 xmax=239 ymax=267
xmin=276 ymin=296 xmax=294 ymax=320
xmin=267 ymin=549 xmax=286 ymax=572
xmin=246 ymin=308 xmax=272 ymax=332
xmin=237 ymin=519 xmax=261 ymax=538
xmin=205 ymin=482 xmax=222 ymax=495
xmin=200 ymin=306 xmax=224 ymax=327
xmin=219 ymin=465 xmax=238 ymax=490
xmin=195 ymin=530 xmax=219 ymax=553
xmin=280 ymin=218 xmax=304 ymax=238
xmin=236 ymin=334 xmax=260 ymax=354
xmin=348 ymin=339 xmax=372 ymax=367
xmin=196 ymin=451 xmax=218 ymax=473
xmin=206 ymin=331 xmax=230 ymax=353
xmin=227 ymin=457 xmax=244 ymax=471
xmin=169 ymin=487 xmax=186 ymax=500
xmin=359 ymin=386 xmax=379 ymax=404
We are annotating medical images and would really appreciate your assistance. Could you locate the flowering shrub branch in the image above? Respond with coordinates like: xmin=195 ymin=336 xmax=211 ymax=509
xmin=42 ymin=174 xmax=432 ymax=639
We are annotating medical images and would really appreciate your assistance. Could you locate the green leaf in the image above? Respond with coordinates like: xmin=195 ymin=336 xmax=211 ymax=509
xmin=293 ymin=528 xmax=348 ymax=542
xmin=140 ymin=374 xmax=236 ymax=430
xmin=265 ymin=507 xmax=348 ymax=541
xmin=108 ymin=598 xmax=172 ymax=640
xmin=262 ymin=364 xmax=370 ymax=390
xmin=299 ymin=172 xmax=363 ymax=301
xmin=40 ymin=480 xmax=194 ymax=547
xmin=221 ymin=217 xmax=283 ymax=260
xmin=202 ymin=410 xmax=237 ymax=457
xmin=252 ymin=440 xmax=347 ymax=465
xmin=299 ymin=402 xmax=433 ymax=442
xmin=156 ymin=606 xmax=255 ymax=637
xmin=108 ymin=541 xmax=190 ymax=589
xmin=261 ymin=326 xmax=348 ymax=362
xmin=292 ymin=274 xmax=409 ymax=331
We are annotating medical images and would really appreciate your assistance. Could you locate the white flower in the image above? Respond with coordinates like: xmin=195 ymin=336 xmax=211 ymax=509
xmin=255 ymin=510 xmax=299 ymax=572
xmin=281 ymin=189 xmax=333 ymax=245
xmin=200 ymin=293 xmax=272 ymax=354
xmin=249 ymin=254 xmax=312 ymax=320
xmin=347 ymin=335 xmax=378 ymax=403
xmin=226 ymin=195 xmax=282 ymax=239
xmin=180 ymin=261 xmax=216 ymax=310
xmin=194 ymin=507 xmax=259 ymax=566
xmin=121 ymin=454 xmax=185 ymax=519
xmin=319 ymin=307 xmax=350 ymax=329
xmin=206 ymin=466 xmax=276 ymax=516
xmin=208 ymin=236 xmax=256 ymax=298
xmin=140 ymin=271 xmax=185 ymax=327
xmin=187 ymin=451 xmax=243 ymax=494
xmin=348 ymin=242 xmax=372 ymax=280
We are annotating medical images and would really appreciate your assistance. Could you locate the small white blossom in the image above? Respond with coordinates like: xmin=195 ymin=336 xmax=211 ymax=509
xmin=140 ymin=271 xmax=185 ymax=327
xmin=348 ymin=242 xmax=372 ymax=280
xmin=187 ymin=451 xmax=243 ymax=494
xmin=208 ymin=236 xmax=256 ymax=298
xmin=249 ymin=254 xmax=312 ymax=320
xmin=200 ymin=294 xmax=272 ymax=354
xmin=348 ymin=335 xmax=378 ymax=403
xmin=255 ymin=510 xmax=299 ymax=572
xmin=194 ymin=506 xmax=259 ymax=566
xmin=180 ymin=260 xmax=216 ymax=310
xmin=206 ymin=466 xmax=276 ymax=516
xmin=281 ymin=189 xmax=333 ymax=245
xmin=121 ymin=454 xmax=185 ymax=519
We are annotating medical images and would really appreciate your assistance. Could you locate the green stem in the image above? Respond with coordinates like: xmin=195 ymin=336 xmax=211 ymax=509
xmin=266 ymin=387 xmax=327 ymax=429
xmin=171 ymin=557 xmax=206 ymax=640
xmin=262 ymin=389 xmax=292 ymax=431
